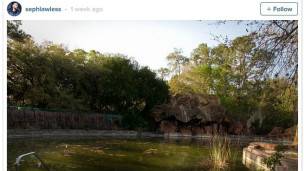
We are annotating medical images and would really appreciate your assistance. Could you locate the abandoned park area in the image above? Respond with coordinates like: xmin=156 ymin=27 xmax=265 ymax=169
xmin=7 ymin=20 xmax=298 ymax=171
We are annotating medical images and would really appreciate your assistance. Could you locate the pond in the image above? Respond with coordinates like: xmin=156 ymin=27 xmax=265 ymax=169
xmin=8 ymin=137 xmax=250 ymax=171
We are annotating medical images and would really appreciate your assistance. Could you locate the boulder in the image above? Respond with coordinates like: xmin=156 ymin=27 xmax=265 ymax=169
xmin=192 ymin=126 xmax=205 ymax=135
xmin=282 ymin=126 xmax=297 ymax=141
xmin=151 ymin=93 xmax=231 ymax=135
xmin=204 ymin=126 xmax=213 ymax=135
xmin=268 ymin=127 xmax=284 ymax=137
xmin=180 ymin=127 xmax=192 ymax=136
xmin=266 ymin=126 xmax=297 ymax=140
xmin=229 ymin=121 xmax=245 ymax=135
xmin=159 ymin=120 xmax=177 ymax=133
xmin=151 ymin=93 xmax=226 ymax=123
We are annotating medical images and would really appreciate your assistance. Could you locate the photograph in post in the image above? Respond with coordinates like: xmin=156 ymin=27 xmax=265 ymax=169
xmin=7 ymin=20 xmax=298 ymax=171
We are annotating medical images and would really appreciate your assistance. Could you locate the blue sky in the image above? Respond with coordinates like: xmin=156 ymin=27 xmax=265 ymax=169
xmin=21 ymin=21 xmax=251 ymax=69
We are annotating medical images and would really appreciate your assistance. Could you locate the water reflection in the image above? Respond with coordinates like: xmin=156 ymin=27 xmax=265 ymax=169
xmin=8 ymin=137 xmax=249 ymax=171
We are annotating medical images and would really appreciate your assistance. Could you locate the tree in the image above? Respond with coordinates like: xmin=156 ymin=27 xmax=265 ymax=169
xmin=157 ymin=67 xmax=170 ymax=80
xmin=7 ymin=21 xmax=169 ymax=130
xmin=251 ymin=20 xmax=298 ymax=84
xmin=190 ymin=43 xmax=210 ymax=65
xmin=166 ymin=48 xmax=189 ymax=75
xmin=7 ymin=21 xmax=30 ymax=41
xmin=166 ymin=33 xmax=297 ymax=129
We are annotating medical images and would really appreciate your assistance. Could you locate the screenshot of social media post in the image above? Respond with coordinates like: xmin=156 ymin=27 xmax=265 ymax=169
xmin=1 ymin=1 xmax=302 ymax=171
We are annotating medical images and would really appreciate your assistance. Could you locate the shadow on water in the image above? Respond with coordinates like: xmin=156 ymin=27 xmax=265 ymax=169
xmin=8 ymin=137 xmax=249 ymax=171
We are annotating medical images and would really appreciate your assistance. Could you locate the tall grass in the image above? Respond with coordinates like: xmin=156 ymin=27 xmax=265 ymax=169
xmin=209 ymin=135 xmax=237 ymax=169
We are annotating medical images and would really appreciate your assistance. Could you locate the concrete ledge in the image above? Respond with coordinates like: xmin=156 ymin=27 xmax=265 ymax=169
xmin=242 ymin=143 xmax=297 ymax=171
xmin=8 ymin=129 xmax=163 ymax=138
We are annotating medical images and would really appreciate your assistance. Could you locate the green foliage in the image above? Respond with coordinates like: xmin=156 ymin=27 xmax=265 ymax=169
xmin=250 ymin=79 xmax=296 ymax=134
xmin=190 ymin=43 xmax=210 ymax=65
xmin=8 ymin=20 xmax=297 ymax=133
xmin=252 ymin=112 xmax=294 ymax=135
xmin=7 ymin=21 xmax=30 ymax=41
xmin=169 ymin=36 xmax=263 ymax=119
xmin=275 ymin=144 xmax=288 ymax=152
xmin=166 ymin=48 xmax=189 ymax=75
xmin=156 ymin=67 xmax=170 ymax=80
xmin=121 ymin=111 xmax=148 ymax=130
xmin=166 ymin=33 xmax=297 ymax=134
xmin=7 ymin=21 xmax=169 ymax=130
xmin=262 ymin=151 xmax=284 ymax=171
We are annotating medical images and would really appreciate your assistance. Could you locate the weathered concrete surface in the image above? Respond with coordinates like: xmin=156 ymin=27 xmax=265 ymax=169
xmin=7 ymin=129 xmax=162 ymax=138
xmin=242 ymin=142 xmax=297 ymax=171
xmin=151 ymin=93 xmax=232 ymax=135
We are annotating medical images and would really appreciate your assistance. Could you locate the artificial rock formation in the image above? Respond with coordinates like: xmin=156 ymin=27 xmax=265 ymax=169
xmin=267 ymin=126 xmax=297 ymax=141
xmin=151 ymin=93 xmax=230 ymax=135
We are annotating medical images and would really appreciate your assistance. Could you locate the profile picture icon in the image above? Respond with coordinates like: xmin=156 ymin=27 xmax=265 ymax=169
xmin=7 ymin=1 xmax=22 ymax=16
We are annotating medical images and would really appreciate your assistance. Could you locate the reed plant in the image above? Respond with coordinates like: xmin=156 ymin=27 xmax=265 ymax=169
xmin=209 ymin=135 xmax=236 ymax=169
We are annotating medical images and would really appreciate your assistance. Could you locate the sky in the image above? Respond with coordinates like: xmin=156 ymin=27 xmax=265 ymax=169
xmin=21 ymin=21 xmax=251 ymax=70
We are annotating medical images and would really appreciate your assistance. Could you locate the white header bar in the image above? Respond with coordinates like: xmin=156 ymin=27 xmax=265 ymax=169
xmin=3 ymin=0 xmax=301 ymax=20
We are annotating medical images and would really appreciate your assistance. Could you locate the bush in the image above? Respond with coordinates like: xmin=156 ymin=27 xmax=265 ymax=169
xmin=252 ymin=112 xmax=294 ymax=135
xmin=121 ymin=112 xmax=148 ymax=130
xmin=263 ymin=151 xmax=284 ymax=171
